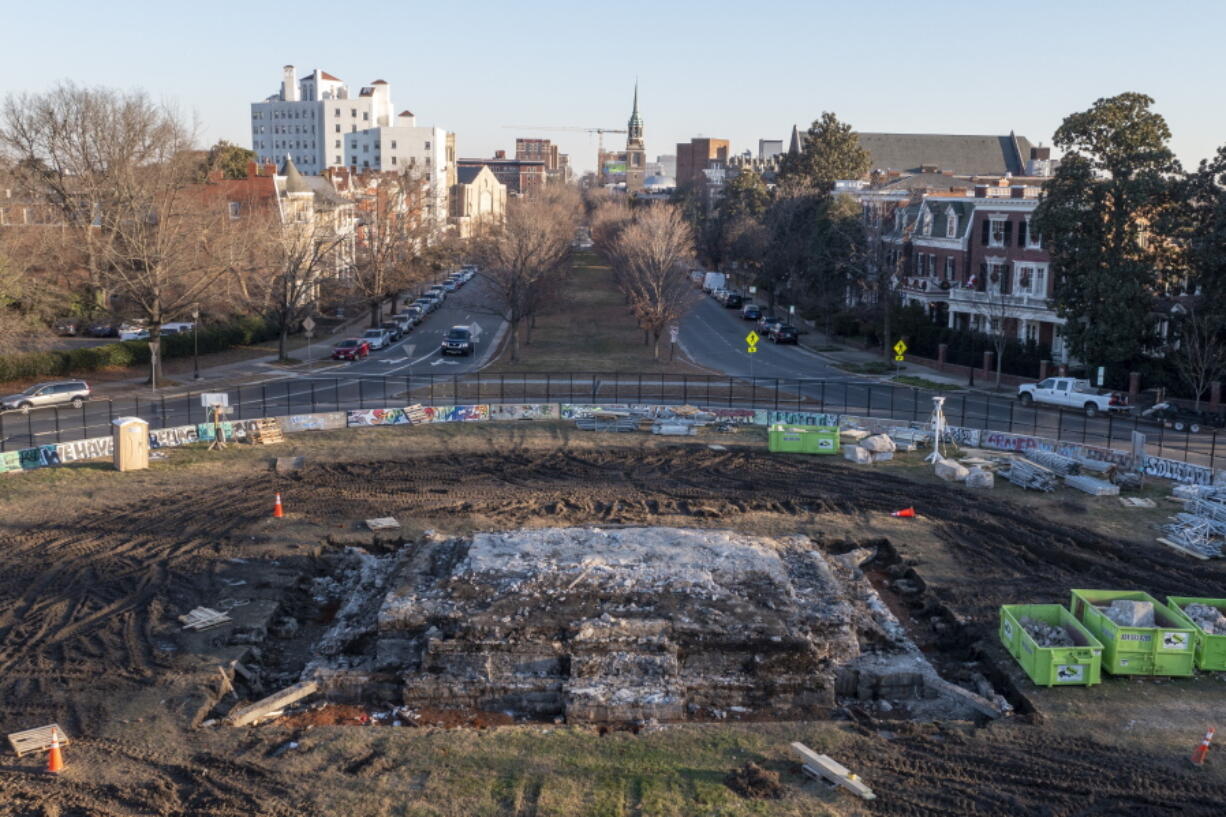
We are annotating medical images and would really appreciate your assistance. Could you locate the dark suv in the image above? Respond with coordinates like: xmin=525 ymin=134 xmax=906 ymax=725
xmin=440 ymin=326 xmax=475 ymax=356
xmin=723 ymin=292 xmax=744 ymax=309
xmin=769 ymin=324 xmax=799 ymax=344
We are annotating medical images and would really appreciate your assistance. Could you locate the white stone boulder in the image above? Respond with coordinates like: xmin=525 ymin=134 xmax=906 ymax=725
xmin=861 ymin=434 xmax=897 ymax=453
xmin=934 ymin=458 xmax=970 ymax=482
xmin=843 ymin=445 xmax=871 ymax=464
xmin=965 ymin=467 xmax=994 ymax=489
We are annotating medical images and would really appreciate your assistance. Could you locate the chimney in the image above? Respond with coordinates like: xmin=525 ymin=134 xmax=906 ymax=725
xmin=494 ymin=150 xmax=507 ymax=159
xmin=247 ymin=160 xmax=258 ymax=178
xmin=1031 ymin=146 xmax=1051 ymax=161
xmin=974 ymin=185 xmax=988 ymax=198
xmin=263 ymin=162 xmax=276 ymax=176
xmin=282 ymin=65 xmax=298 ymax=102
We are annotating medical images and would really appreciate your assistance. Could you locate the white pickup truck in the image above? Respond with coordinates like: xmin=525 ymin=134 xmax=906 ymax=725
xmin=1017 ymin=377 xmax=1129 ymax=417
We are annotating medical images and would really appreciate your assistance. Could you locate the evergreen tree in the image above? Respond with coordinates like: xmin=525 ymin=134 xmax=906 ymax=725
xmin=777 ymin=112 xmax=870 ymax=193
xmin=1034 ymin=92 xmax=1180 ymax=366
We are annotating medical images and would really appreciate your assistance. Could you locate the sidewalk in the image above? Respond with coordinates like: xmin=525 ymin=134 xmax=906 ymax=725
xmin=797 ymin=330 xmax=1014 ymax=394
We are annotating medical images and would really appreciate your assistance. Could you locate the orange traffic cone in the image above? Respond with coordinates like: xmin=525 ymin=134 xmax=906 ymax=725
xmin=890 ymin=507 xmax=916 ymax=518
xmin=272 ymin=493 xmax=284 ymax=518
xmin=47 ymin=726 xmax=63 ymax=774
xmin=1192 ymin=726 xmax=1215 ymax=766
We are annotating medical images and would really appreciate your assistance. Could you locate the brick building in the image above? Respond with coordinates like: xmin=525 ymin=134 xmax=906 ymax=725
xmin=457 ymin=151 xmax=546 ymax=197
xmin=675 ymin=137 xmax=729 ymax=189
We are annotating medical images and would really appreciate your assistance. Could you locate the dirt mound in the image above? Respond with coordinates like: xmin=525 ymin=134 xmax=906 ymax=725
xmin=725 ymin=761 xmax=784 ymax=799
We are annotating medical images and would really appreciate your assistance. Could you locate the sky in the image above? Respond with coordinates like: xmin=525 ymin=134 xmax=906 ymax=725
xmin=4 ymin=0 xmax=1224 ymax=175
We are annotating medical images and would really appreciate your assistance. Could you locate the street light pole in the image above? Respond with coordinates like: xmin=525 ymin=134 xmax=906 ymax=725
xmin=192 ymin=304 xmax=201 ymax=380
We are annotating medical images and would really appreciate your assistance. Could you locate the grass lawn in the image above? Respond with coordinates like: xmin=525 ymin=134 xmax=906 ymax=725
xmin=891 ymin=374 xmax=963 ymax=392
xmin=484 ymin=251 xmax=708 ymax=374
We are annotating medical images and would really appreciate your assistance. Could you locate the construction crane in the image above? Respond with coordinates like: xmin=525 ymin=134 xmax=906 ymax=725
xmin=503 ymin=126 xmax=628 ymax=181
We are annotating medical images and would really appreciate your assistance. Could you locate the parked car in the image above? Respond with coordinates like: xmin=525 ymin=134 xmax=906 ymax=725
xmin=392 ymin=312 xmax=417 ymax=332
xmin=443 ymin=279 xmax=460 ymax=293
xmin=427 ymin=284 xmax=446 ymax=301
xmin=769 ymin=324 xmax=799 ymax=344
xmin=159 ymin=321 xmax=195 ymax=336
xmin=53 ymin=318 xmax=82 ymax=336
xmin=86 ymin=321 xmax=119 ymax=338
xmin=724 ymin=292 xmax=744 ymax=309
xmin=118 ymin=323 xmax=149 ymax=341
xmin=1138 ymin=402 xmax=1226 ymax=433
xmin=758 ymin=315 xmax=782 ymax=334
xmin=1 ymin=380 xmax=91 ymax=414
xmin=741 ymin=304 xmax=762 ymax=321
xmin=362 ymin=328 xmax=391 ymax=351
xmin=379 ymin=321 xmax=404 ymax=342
xmin=1016 ymin=377 xmax=1129 ymax=417
xmin=401 ymin=306 xmax=424 ymax=325
xmin=440 ymin=325 xmax=475 ymax=356
xmin=331 ymin=338 xmax=370 ymax=361
xmin=414 ymin=297 xmax=438 ymax=314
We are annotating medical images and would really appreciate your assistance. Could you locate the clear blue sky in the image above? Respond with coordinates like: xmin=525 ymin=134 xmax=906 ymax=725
xmin=4 ymin=0 xmax=1223 ymax=174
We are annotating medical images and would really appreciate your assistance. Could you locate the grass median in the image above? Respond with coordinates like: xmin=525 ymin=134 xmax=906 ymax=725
xmin=484 ymin=251 xmax=707 ymax=374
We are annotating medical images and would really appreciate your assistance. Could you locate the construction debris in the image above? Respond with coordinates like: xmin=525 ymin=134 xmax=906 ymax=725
xmin=965 ymin=467 xmax=995 ymax=489
xmin=575 ymin=416 xmax=640 ymax=433
xmin=1065 ymin=475 xmax=1121 ymax=496
xmin=1183 ymin=603 xmax=1226 ymax=635
xmin=365 ymin=517 xmax=400 ymax=531
xmin=1024 ymin=450 xmax=1080 ymax=476
xmin=227 ymin=680 xmax=320 ymax=727
xmin=1119 ymin=497 xmax=1157 ymax=508
xmin=1003 ymin=458 xmax=1057 ymax=492
xmin=791 ymin=742 xmax=876 ymax=801
xmin=1161 ymin=494 xmax=1226 ymax=558
xmin=934 ymin=458 xmax=969 ymax=482
xmin=179 ymin=607 xmax=232 ymax=631
xmin=843 ymin=445 xmax=871 ymax=464
xmin=651 ymin=421 xmax=696 ymax=436
xmin=7 ymin=724 xmax=70 ymax=758
xmin=1102 ymin=600 xmax=1154 ymax=628
xmin=860 ymin=434 xmax=896 ymax=454
xmin=1018 ymin=615 xmax=1075 ymax=647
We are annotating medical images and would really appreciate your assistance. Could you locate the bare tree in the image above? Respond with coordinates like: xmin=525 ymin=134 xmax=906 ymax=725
xmin=349 ymin=170 xmax=434 ymax=328
xmin=614 ymin=203 xmax=696 ymax=360
xmin=1171 ymin=307 xmax=1226 ymax=409
xmin=0 ymin=83 xmax=242 ymax=385
xmin=475 ymin=189 xmax=577 ymax=362
xmin=973 ymin=275 xmax=1013 ymax=389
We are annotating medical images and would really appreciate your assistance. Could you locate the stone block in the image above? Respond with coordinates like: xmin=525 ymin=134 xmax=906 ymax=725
xmin=965 ymin=467 xmax=994 ymax=489
xmin=934 ymin=458 xmax=970 ymax=482
xmin=861 ymin=434 xmax=896 ymax=453
xmin=843 ymin=445 xmax=871 ymax=464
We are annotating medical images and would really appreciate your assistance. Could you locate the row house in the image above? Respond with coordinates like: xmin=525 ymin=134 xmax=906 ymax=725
xmin=892 ymin=182 xmax=1067 ymax=361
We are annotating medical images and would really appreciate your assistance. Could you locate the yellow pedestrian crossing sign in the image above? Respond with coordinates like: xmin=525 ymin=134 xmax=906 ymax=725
xmin=746 ymin=331 xmax=759 ymax=347
xmin=893 ymin=339 xmax=907 ymax=356
xmin=748 ymin=346 xmax=758 ymax=354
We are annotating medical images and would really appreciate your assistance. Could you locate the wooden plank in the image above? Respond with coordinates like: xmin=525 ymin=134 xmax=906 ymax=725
xmin=924 ymin=676 xmax=1003 ymax=719
xmin=226 ymin=680 xmax=319 ymax=726
xmin=179 ymin=606 xmax=232 ymax=631
xmin=1157 ymin=537 xmax=1212 ymax=561
xmin=791 ymin=742 xmax=876 ymax=801
xmin=8 ymin=724 xmax=69 ymax=757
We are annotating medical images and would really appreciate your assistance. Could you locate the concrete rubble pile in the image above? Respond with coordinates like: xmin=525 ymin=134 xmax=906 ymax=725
xmin=1101 ymin=600 xmax=1155 ymax=628
xmin=295 ymin=527 xmax=990 ymax=724
xmin=1182 ymin=603 xmax=1226 ymax=635
xmin=1018 ymin=616 xmax=1075 ymax=647
xmin=934 ymin=457 xmax=969 ymax=483
xmin=964 ymin=466 xmax=994 ymax=489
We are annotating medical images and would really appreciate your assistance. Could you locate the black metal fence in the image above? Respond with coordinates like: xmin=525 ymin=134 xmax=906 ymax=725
xmin=1 ymin=372 xmax=1220 ymax=473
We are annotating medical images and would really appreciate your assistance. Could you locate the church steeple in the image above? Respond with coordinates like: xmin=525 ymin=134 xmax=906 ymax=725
xmin=627 ymin=81 xmax=644 ymax=144
xmin=624 ymin=81 xmax=646 ymax=192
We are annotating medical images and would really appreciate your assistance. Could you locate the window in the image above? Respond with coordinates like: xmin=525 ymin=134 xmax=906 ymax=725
xmin=946 ymin=207 xmax=958 ymax=238
xmin=335 ymin=108 xmax=340 ymax=116
xmin=335 ymin=140 xmax=340 ymax=148
xmin=1025 ymin=217 xmax=1042 ymax=249
xmin=362 ymin=112 xmax=369 ymax=121
xmin=336 ymin=156 xmax=341 ymax=165
xmin=228 ymin=202 xmax=241 ymax=219
xmin=944 ymin=257 xmax=956 ymax=280
xmin=425 ymin=141 xmax=431 ymax=150
xmin=987 ymin=218 xmax=1008 ymax=247
xmin=351 ymin=108 xmax=357 ymax=117
xmin=391 ymin=156 xmax=397 ymax=166
xmin=1015 ymin=263 xmax=1047 ymax=296
xmin=350 ymin=156 xmax=357 ymax=165
xmin=363 ymin=144 xmax=369 ymax=153
xmin=391 ymin=140 xmax=397 ymax=149
xmin=922 ymin=210 xmax=933 ymax=236
xmin=335 ymin=124 xmax=340 ymax=133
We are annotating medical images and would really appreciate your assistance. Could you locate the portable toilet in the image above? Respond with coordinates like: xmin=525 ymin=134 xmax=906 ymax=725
xmin=112 ymin=417 xmax=150 ymax=472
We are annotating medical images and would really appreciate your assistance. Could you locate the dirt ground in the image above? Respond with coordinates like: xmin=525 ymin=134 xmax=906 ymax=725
xmin=1 ymin=424 xmax=1225 ymax=816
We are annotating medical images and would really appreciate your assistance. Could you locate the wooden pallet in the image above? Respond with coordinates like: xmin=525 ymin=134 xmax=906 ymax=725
xmin=247 ymin=419 xmax=284 ymax=446
xmin=8 ymin=724 xmax=69 ymax=757
xmin=179 ymin=606 xmax=232 ymax=630
xmin=405 ymin=404 xmax=428 ymax=424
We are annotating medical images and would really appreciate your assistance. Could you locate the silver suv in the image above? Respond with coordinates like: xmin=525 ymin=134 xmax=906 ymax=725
xmin=1 ymin=380 xmax=92 ymax=414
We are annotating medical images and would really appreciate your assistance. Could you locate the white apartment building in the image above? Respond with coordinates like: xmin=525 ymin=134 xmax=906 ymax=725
xmin=252 ymin=66 xmax=455 ymax=227
xmin=345 ymin=112 xmax=455 ymax=226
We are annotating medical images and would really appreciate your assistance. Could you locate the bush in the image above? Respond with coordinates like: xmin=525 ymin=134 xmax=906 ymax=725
xmin=891 ymin=303 xmax=1051 ymax=379
xmin=0 ymin=316 xmax=279 ymax=384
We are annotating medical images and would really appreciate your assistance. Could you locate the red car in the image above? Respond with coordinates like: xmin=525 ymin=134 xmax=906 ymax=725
xmin=331 ymin=338 xmax=371 ymax=361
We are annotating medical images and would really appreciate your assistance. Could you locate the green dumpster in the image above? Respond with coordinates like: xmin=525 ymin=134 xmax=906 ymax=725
xmin=1069 ymin=589 xmax=1196 ymax=676
xmin=1166 ymin=596 xmax=1226 ymax=671
xmin=767 ymin=425 xmax=840 ymax=455
xmin=1000 ymin=604 xmax=1103 ymax=687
